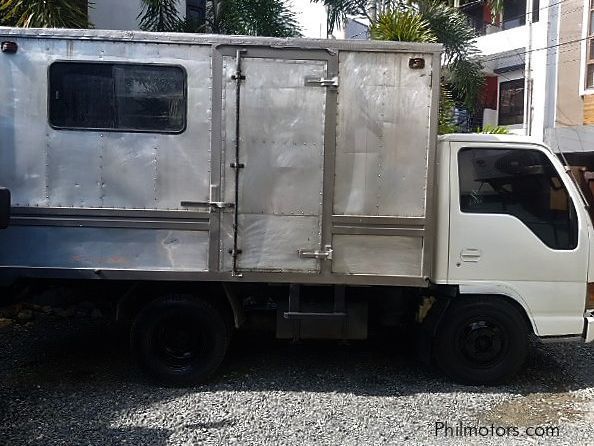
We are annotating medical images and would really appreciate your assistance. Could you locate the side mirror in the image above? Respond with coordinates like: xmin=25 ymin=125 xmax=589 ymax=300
xmin=0 ymin=188 xmax=10 ymax=229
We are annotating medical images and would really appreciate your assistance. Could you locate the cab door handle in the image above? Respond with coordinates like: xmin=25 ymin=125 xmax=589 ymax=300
xmin=460 ymin=249 xmax=481 ymax=262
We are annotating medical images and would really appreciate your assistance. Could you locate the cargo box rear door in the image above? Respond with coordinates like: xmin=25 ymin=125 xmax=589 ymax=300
xmin=219 ymin=48 xmax=334 ymax=274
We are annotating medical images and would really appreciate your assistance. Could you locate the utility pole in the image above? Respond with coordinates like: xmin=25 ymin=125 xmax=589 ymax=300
xmin=368 ymin=0 xmax=377 ymax=22
xmin=524 ymin=0 xmax=534 ymax=136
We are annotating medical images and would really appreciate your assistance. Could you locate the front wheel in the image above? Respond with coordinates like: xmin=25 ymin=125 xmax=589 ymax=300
xmin=130 ymin=295 xmax=230 ymax=386
xmin=433 ymin=297 xmax=529 ymax=385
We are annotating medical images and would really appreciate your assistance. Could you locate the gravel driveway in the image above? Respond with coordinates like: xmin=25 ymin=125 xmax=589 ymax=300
xmin=1 ymin=312 xmax=593 ymax=446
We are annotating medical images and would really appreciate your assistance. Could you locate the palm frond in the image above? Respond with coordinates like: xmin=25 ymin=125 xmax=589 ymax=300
xmin=443 ymin=57 xmax=485 ymax=110
xmin=138 ymin=0 xmax=182 ymax=32
xmin=203 ymin=0 xmax=301 ymax=37
xmin=417 ymin=0 xmax=479 ymax=62
xmin=479 ymin=124 xmax=509 ymax=134
xmin=439 ymin=86 xmax=457 ymax=134
xmin=1 ymin=0 xmax=91 ymax=28
xmin=371 ymin=9 xmax=436 ymax=43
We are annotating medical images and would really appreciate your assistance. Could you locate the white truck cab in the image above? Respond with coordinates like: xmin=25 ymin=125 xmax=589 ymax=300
xmin=434 ymin=133 xmax=594 ymax=342
xmin=417 ymin=134 xmax=594 ymax=384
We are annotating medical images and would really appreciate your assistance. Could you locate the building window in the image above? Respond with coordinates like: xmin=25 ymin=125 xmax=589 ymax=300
xmin=458 ymin=148 xmax=578 ymax=250
xmin=498 ymin=79 xmax=524 ymax=125
xmin=460 ymin=1 xmax=489 ymax=35
xmin=186 ymin=0 xmax=205 ymax=24
xmin=49 ymin=62 xmax=186 ymax=133
xmin=459 ymin=0 xmax=539 ymax=36
xmin=532 ymin=0 xmax=540 ymax=22
xmin=502 ymin=0 xmax=526 ymax=29
xmin=586 ymin=0 xmax=594 ymax=89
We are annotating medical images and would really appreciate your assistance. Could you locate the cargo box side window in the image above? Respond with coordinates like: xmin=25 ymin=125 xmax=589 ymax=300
xmin=49 ymin=62 xmax=186 ymax=133
xmin=458 ymin=148 xmax=578 ymax=250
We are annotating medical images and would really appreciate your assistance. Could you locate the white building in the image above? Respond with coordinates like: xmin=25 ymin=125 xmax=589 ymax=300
xmin=456 ymin=0 xmax=554 ymax=139
xmin=542 ymin=0 xmax=594 ymax=159
xmin=457 ymin=0 xmax=594 ymax=162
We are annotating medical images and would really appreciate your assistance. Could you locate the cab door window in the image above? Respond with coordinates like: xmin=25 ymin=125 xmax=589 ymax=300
xmin=458 ymin=148 xmax=578 ymax=250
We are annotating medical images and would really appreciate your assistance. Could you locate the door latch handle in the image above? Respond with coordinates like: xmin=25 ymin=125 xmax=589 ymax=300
xmin=181 ymin=185 xmax=235 ymax=210
xmin=298 ymin=244 xmax=333 ymax=260
xmin=180 ymin=201 xmax=234 ymax=210
xmin=460 ymin=248 xmax=481 ymax=262
xmin=304 ymin=75 xmax=339 ymax=88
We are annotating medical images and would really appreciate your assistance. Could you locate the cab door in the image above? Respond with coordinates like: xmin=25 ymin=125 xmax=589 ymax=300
xmin=448 ymin=142 xmax=589 ymax=336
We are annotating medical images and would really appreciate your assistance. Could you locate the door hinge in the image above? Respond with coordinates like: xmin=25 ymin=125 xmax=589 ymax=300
xmin=304 ymin=75 xmax=338 ymax=88
xmin=298 ymin=244 xmax=333 ymax=260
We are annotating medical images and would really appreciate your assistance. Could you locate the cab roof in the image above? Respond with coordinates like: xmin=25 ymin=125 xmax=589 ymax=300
xmin=438 ymin=133 xmax=545 ymax=146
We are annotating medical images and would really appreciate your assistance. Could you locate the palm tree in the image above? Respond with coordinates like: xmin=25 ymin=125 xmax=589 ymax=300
xmin=0 ymin=0 xmax=91 ymax=28
xmin=417 ymin=0 xmax=485 ymax=112
xmin=205 ymin=0 xmax=301 ymax=37
xmin=316 ymin=0 xmax=502 ymax=36
xmin=138 ymin=0 xmax=301 ymax=37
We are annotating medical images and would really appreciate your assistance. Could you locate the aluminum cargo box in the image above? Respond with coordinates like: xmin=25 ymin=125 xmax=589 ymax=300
xmin=0 ymin=28 xmax=441 ymax=287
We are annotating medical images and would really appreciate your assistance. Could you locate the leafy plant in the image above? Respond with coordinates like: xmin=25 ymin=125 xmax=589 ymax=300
xmin=0 ymin=0 xmax=91 ymax=28
xmin=445 ymin=57 xmax=484 ymax=111
xmin=416 ymin=0 xmax=484 ymax=110
xmin=207 ymin=0 xmax=301 ymax=37
xmin=479 ymin=124 xmax=509 ymax=134
xmin=314 ymin=0 xmax=505 ymax=35
xmin=439 ymin=87 xmax=457 ymax=134
xmin=370 ymin=9 xmax=436 ymax=43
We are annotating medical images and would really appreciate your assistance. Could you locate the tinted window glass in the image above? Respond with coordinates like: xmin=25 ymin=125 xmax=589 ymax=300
xmin=458 ymin=148 xmax=578 ymax=250
xmin=498 ymin=79 xmax=524 ymax=126
xmin=49 ymin=62 xmax=185 ymax=133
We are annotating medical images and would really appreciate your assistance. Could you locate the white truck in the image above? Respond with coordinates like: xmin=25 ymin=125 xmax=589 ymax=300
xmin=0 ymin=27 xmax=592 ymax=386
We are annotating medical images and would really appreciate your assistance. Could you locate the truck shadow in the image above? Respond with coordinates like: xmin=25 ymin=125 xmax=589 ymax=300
xmin=0 ymin=317 xmax=591 ymax=444
xmin=219 ymin=331 xmax=591 ymax=396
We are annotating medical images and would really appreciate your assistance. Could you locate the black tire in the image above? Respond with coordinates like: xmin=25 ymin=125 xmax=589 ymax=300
xmin=130 ymin=295 xmax=230 ymax=386
xmin=433 ymin=297 xmax=528 ymax=385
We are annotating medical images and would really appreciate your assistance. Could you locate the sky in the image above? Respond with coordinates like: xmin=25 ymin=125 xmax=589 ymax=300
xmin=293 ymin=1 xmax=328 ymax=38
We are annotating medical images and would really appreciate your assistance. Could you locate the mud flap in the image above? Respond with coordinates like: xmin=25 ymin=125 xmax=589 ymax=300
xmin=416 ymin=296 xmax=451 ymax=365
xmin=0 ymin=187 xmax=10 ymax=229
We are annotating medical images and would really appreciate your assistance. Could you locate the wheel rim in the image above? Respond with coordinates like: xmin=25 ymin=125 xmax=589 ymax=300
xmin=457 ymin=319 xmax=508 ymax=368
xmin=152 ymin=314 xmax=208 ymax=371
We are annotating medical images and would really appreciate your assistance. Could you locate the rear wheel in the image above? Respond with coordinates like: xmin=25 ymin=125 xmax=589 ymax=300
xmin=130 ymin=295 xmax=230 ymax=386
xmin=433 ymin=297 xmax=528 ymax=385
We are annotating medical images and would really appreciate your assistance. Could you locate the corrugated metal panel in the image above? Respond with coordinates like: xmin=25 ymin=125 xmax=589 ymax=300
xmin=1 ymin=38 xmax=212 ymax=210
xmin=332 ymin=235 xmax=423 ymax=276
xmin=224 ymin=214 xmax=321 ymax=272
xmin=333 ymin=51 xmax=432 ymax=217
xmin=0 ymin=226 xmax=209 ymax=270
xmin=0 ymin=37 xmax=49 ymax=207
